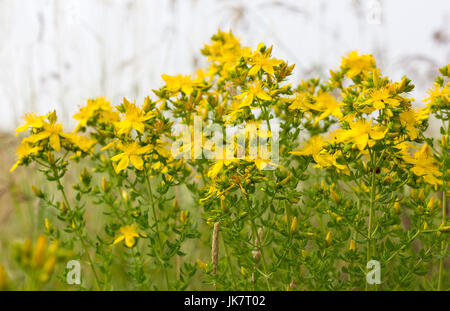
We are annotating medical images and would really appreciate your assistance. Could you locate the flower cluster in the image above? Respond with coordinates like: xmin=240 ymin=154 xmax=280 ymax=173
xmin=5 ymin=31 xmax=449 ymax=291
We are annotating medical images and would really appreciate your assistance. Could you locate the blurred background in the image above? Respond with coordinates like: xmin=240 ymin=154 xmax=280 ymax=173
xmin=0 ymin=0 xmax=448 ymax=131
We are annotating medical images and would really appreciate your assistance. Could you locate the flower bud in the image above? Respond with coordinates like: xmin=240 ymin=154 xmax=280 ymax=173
xmin=31 ymin=185 xmax=44 ymax=199
xmin=173 ymin=199 xmax=180 ymax=212
xmin=45 ymin=218 xmax=52 ymax=232
xmin=43 ymin=255 xmax=57 ymax=276
xmin=180 ymin=210 xmax=188 ymax=224
xmin=47 ymin=152 xmax=55 ymax=165
xmin=48 ymin=241 xmax=59 ymax=255
xmin=101 ymin=177 xmax=109 ymax=193
xmin=279 ymin=174 xmax=291 ymax=186
xmin=418 ymin=189 xmax=425 ymax=202
xmin=121 ymin=189 xmax=129 ymax=202
xmin=60 ymin=201 xmax=67 ymax=213
xmin=330 ymin=188 xmax=339 ymax=203
xmin=326 ymin=231 xmax=332 ymax=246
xmin=427 ymin=197 xmax=435 ymax=210
xmin=80 ymin=168 xmax=91 ymax=186
xmin=349 ymin=239 xmax=356 ymax=251
xmin=32 ymin=235 xmax=47 ymax=268
xmin=290 ymin=216 xmax=298 ymax=234
xmin=394 ymin=200 xmax=400 ymax=214
xmin=0 ymin=264 xmax=7 ymax=290
xmin=100 ymin=154 xmax=108 ymax=163
xmin=240 ymin=266 xmax=247 ymax=276
xmin=301 ymin=249 xmax=309 ymax=258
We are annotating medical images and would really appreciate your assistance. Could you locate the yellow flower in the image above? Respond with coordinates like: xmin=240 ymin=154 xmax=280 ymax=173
xmin=111 ymin=142 xmax=152 ymax=173
xmin=24 ymin=113 xmax=64 ymax=151
xmin=288 ymin=92 xmax=311 ymax=111
xmin=313 ymin=150 xmax=349 ymax=174
xmin=404 ymin=143 xmax=442 ymax=186
xmin=341 ymin=51 xmax=376 ymax=78
xmin=312 ymin=93 xmax=343 ymax=125
xmin=424 ymin=82 xmax=449 ymax=105
xmin=152 ymin=139 xmax=171 ymax=158
xmin=10 ymin=141 xmax=41 ymax=172
xmin=113 ymin=224 xmax=146 ymax=248
xmin=339 ymin=119 xmax=386 ymax=150
xmin=290 ymin=135 xmax=327 ymax=157
xmin=116 ymin=98 xmax=154 ymax=135
xmin=235 ymin=80 xmax=272 ymax=107
xmin=399 ymin=109 xmax=420 ymax=140
xmin=15 ymin=113 xmax=47 ymax=135
xmin=362 ymin=87 xmax=400 ymax=110
xmin=73 ymin=97 xmax=113 ymax=132
xmin=196 ymin=259 xmax=207 ymax=270
xmin=208 ymin=158 xmax=237 ymax=178
xmin=224 ymin=100 xmax=246 ymax=123
xmin=61 ymin=133 xmax=97 ymax=153
xmin=161 ymin=74 xmax=196 ymax=95
xmin=248 ymin=47 xmax=283 ymax=76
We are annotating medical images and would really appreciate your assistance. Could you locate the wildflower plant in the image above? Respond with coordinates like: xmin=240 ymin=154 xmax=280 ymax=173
xmin=5 ymin=30 xmax=449 ymax=291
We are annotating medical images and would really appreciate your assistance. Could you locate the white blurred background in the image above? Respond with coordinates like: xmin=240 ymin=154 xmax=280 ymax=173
xmin=0 ymin=0 xmax=448 ymax=131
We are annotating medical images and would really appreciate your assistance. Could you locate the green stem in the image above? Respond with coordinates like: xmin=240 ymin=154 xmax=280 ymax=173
xmin=221 ymin=234 xmax=237 ymax=289
xmin=52 ymin=167 xmax=101 ymax=290
xmin=438 ymin=121 xmax=448 ymax=291
xmin=144 ymin=171 xmax=170 ymax=290
xmin=250 ymin=218 xmax=272 ymax=290
xmin=366 ymin=151 xmax=377 ymax=291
